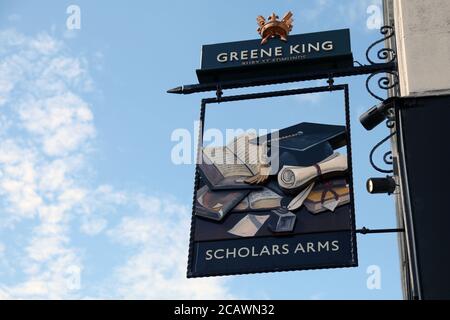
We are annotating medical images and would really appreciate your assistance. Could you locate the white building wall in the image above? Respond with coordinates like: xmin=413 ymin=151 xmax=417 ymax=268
xmin=394 ymin=0 xmax=450 ymax=96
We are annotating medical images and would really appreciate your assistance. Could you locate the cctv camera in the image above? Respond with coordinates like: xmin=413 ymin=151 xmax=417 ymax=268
xmin=359 ymin=98 xmax=396 ymax=131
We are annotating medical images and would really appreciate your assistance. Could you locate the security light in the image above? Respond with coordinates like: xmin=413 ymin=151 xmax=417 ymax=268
xmin=366 ymin=176 xmax=397 ymax=195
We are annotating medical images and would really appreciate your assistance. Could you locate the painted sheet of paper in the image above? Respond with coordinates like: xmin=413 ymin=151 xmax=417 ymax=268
xmin=323 ymin=199 xmax=340 ymax=212
xmin=228 ymin=214 xmax=270 ymax=237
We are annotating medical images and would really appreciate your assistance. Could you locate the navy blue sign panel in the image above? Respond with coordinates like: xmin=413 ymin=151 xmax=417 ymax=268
xmin=188 ymin=85 xmax=358 ymax=278
xmin=197 ymin=29 xmax=353 ymax=83
xmin=192 ymin=231 xmax=355 ymax=277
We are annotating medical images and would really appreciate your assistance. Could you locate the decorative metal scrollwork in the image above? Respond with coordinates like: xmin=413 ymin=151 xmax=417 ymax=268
xmin=365 ymin=26 xmax=399 ymax=175
xmin=366 ymin=70 xmax=399 ymax=101
xmin=370 ymin=131 xmax=395 ymax=174
xmin=385 ymin=111 xmax=395 ymax=129
xmin=366 ymin=25 xmax=397 ymax=65
xmin=366 ymin=102 xmax=398 ymax=174
xmin=364 ymin=26 xmax=399 ymax=101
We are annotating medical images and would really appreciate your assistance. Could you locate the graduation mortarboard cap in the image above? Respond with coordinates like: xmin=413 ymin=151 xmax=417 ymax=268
xmin=252 ymin=122 xmax=347 ymax=167
xmin=258 ymin=122 xmax=347 ymax=151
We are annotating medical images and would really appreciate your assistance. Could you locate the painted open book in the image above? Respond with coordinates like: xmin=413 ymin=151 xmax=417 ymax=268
xmin=199 ymin=134 xmax=267 ymax=190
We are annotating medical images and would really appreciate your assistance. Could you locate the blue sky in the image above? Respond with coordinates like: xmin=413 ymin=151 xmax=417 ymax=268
xmin=0 ymin=0 xmax=403 ymax=299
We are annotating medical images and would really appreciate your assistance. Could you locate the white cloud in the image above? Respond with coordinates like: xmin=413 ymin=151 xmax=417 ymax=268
xmin=26 ymin=234 xmax=69 ymax=262
xmin=0 ymin=29 xmax=232 ymax=300
xmin=18 ymin=92 xmax=95 ymax=157
xmin=0 ymin=143 xmax=41 ymax=219
xmin=29 ymin=33 xmax=61 ymax=55
xmin=6 ymin=280 xmax=49 ymax=298
xmin=0 ymin=29 xmax=111 ymax=299
xmin=109 ymin=215 xmax=154 ymax=245
xmin=114 ymin=248 xmax=233 ymax=300
xmin=294 ymin=92 xmax=323 ymax=105
xmin=0 ymin=287 xmax=10 ymax=299
xmin=109 ymin=196 xmax=233 ymax=299
xmin=80 ymin=217 xmax=107 ymax=236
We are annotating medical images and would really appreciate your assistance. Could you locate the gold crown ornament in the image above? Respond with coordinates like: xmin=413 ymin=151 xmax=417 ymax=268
xmin=257 ymin=11 xmax=293 ymax=45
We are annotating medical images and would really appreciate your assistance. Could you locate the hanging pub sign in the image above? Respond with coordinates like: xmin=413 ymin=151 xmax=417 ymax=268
xmin=187 ymin=12 xmax=357 ymax=278
xmin=196 ymin=12 xmax=353 ymax=83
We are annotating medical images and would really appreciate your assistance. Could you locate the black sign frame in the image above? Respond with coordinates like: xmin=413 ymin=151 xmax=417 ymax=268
xmin=187 ymin=84 xmax=358 ymax=278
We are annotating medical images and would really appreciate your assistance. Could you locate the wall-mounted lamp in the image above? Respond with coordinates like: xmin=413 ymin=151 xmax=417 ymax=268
xmin=366 ymin=176 xmax=397 ymax=195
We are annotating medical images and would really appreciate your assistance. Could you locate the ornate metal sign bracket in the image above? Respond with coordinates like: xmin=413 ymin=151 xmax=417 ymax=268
xmin=365 ymin=25 xmax=399 ymax=102
xmin=364 ymin=25 xmax=400 ymax=175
